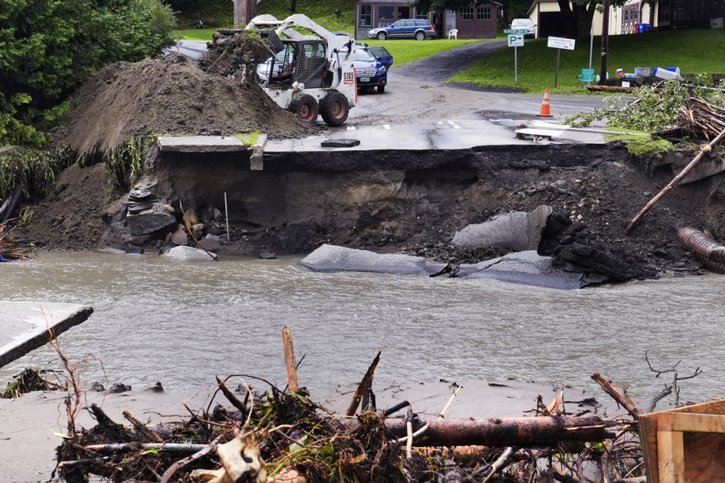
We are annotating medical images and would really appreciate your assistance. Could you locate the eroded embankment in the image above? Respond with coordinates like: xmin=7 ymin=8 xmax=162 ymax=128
xmin=53 ymin=141 xmax=718 ymax=284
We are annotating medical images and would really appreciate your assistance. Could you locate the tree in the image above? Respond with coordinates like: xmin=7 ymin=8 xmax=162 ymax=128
xmin=0 ymin=0 xmax=176 ymax=146
xmin=555 ymin=0 xmax=630 ymax=39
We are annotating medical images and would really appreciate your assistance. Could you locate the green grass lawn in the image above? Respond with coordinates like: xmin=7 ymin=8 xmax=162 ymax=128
xmin=452 ymin=29 xmax=725 ymax=94
xmin=172 ymin=28 xmax=218 ymax=41
xmin=364 ymin=39 xmax=488 ymax=66
xmin=172 ymin=29 xmax=491 ymax=68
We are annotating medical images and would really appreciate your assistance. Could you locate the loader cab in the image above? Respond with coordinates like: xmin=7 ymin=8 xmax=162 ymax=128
xmin=265 ymin=39 xmax=331 ymax=89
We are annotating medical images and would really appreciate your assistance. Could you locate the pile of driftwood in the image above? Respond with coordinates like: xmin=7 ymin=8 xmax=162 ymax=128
xmin=53 ymin=328 xmax=699 ymax=483
xmin=53 ymin=329 xmax=680 ymax=482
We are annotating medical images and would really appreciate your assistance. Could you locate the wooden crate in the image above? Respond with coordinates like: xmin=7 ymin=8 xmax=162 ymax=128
xmin=639 ymin=400 xmax=725 ymax=482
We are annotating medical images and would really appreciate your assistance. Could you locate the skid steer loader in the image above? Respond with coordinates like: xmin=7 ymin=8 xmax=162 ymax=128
xmin=246 ymin=14 xmax=358 ymax=127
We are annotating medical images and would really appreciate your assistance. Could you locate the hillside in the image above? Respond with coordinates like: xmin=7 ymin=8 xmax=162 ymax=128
xmin=174 ymin=0 xmax=355 ymax=32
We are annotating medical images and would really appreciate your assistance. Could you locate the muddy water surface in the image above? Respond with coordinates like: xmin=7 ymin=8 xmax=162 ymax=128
xmin=2 ymin=252 xmax=723 ymax=402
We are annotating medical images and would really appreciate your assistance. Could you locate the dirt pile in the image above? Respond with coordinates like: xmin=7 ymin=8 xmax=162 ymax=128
xmin=17 ymin=163 xmax=114 ymax=249
xmin=54 ymin=54 xmax=313 ymax=153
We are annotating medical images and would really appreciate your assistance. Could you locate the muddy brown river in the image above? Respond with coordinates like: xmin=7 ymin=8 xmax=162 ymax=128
xmin=2 ymin=252 xmax=723 ymax=402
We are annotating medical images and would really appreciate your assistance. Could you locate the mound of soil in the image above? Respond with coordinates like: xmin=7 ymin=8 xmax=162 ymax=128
xmin=54 ymin=54 xmax=313 ymax=153
xmin=18 ymin=163 xmax=114 ymax=250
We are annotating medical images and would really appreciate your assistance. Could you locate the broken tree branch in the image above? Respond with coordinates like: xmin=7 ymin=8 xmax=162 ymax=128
xmin=346 ymin=350 xmax=381 ymax=416
xmin=591 ymin=373 xmax=641 ymax=419
xmin=122 ymin=411 xmax=164 ymax=443
xmin=159 ymin=434 xmax=223 ymax=483
xmin=482 ymin=446 xmax=516 ymax=483
xmin=282 ymin=326 xmax=298 ymax=392
xmin=215 ymin=376 xmax=248 ymax=416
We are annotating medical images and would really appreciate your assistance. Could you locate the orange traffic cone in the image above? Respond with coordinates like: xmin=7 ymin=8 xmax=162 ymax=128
xmin=538 ymin=88 xmax=553 ymax=117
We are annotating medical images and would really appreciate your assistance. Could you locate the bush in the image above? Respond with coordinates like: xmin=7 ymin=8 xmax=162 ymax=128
xmin=0 ymin=0 xmax=176 ymax=147
xmin=0 ymin=147 xmax=72 ymax=201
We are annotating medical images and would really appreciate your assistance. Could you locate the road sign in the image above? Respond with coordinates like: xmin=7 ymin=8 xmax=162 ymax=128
xmin=507 ymin=34 xmax=524 ymax=47
xmin=547 ymin=36 xmax=576 ymax=50
xmin=504 ymin=28 xmax=529 ymax=35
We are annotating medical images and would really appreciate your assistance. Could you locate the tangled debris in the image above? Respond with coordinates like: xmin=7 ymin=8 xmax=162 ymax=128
xmin=0 ymin=223 xmax=27 ymax=261
xmin=1 ymin=368 xmax=61 ymax=398
xmin=52 ymin=328 xmax=679 ymax=483
xmin=199 ymin=30 xmax=273 ymax=80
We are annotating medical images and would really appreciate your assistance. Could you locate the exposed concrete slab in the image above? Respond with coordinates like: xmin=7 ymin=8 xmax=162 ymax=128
xmin=300 ymin=244 xmax=446 ymax=276
xmin=0 ymin=302 xmax=93 ymax=368
xmin=452 ymin=205 xmax=553 ymax=251
xmin=157 ymin=135 xmax=249 ymax=153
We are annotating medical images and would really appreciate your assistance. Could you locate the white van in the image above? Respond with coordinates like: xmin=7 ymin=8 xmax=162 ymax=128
xmin=511 ymin=18 xmax=536 ymax=38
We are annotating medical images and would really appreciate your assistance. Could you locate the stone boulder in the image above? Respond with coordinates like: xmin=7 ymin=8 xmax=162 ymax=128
xmin=126 ymin=203 xmax=177 ymax=237
xmin=300 ymin=244 xmax=446 ymax=276
xmin=452 ymin=205 xmax=553 ymax=251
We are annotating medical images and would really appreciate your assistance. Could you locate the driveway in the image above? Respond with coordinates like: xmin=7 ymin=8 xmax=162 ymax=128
xmin=349 ymin=41 xmax=604 ymax=127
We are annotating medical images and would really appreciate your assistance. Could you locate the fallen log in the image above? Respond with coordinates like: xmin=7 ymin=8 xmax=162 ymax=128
xmin=385 ymin=415 xmax=612 ymax=447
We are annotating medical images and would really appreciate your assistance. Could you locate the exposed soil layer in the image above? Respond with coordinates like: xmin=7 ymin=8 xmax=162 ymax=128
xmin=17 ymin=142 xmax=723 ymax=284
xmin=53 ymin=54 xmax=313 ymax=154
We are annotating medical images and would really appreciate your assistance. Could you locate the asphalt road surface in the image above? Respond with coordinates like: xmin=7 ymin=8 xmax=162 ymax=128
xmin=350 ymin=40 xmax=604 ymax=126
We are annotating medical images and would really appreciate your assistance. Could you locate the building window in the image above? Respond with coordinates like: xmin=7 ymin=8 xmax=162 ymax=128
xmin=477 ymin=6 xmax=491 ymax=20
xmin=378 ymin=6 xmax=394 ymax=20
xmin=460 ymin=7 xmax=473 ymax=20
xmin=359 ymin=5 xmax=371 ymax=27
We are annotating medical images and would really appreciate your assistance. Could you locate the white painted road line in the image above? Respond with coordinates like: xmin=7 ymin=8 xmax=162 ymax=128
xmin=347 ymin=126 xmax=356 ymax=131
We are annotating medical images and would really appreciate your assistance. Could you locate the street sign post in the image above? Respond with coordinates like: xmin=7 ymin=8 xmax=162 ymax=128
xmin=547 ymin=36 xmax=576 ymax=87
xmin=504 ymin=28 xmax=529 ymax=35
xmin=507 ymin=34 xmax=525 ymax=84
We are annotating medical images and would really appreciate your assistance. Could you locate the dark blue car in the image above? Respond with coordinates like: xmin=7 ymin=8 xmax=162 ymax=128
xmin=347 ymin=44 xmax=394 ymax=94
xmin=367 ymin=19 xmax=437 ymax=41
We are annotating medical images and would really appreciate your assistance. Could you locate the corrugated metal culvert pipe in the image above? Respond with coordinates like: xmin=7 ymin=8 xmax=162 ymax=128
xmin=678 ymin=227 xmax=725 ymax=274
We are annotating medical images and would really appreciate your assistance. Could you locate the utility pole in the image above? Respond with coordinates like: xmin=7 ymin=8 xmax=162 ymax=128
xmin=599 ymin=0 xmax=611 ymax=85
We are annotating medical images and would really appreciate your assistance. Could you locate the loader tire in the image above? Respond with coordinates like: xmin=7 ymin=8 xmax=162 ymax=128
xmin=320 ymin=92 xmax=350 ymax=127
xmin=289 ymin=94 xmax=318 ymax=124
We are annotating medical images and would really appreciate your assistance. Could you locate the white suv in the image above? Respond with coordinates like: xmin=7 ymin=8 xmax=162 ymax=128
xmin=511 ymin=18 xmax=536 ymax=38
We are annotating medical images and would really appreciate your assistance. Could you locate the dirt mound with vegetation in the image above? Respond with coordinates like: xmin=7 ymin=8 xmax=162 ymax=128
xmin=54 ymin=54 xmax=312 ymax=154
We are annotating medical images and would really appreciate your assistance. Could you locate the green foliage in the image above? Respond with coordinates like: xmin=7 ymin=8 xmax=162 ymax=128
xmin=18 ymin=206 xmax=34 ymax=228
xmin=235 ymin=130 xmax=261 ymax=145
xmin=0 ymin=146 xmax=72 ymax=201
xmin=0 ymin=93 xmax=48 ymax=147
xmin=257 ymin=0 xmax=356 ymax=33
xmin=565 ymin=80 xmax=722 ymax=134
xmin=97 ymin=136 xmax=155 ymax=194
xmin=606 ymin=134 xmax=674 ymax=158
xmin=0 ymin=0 xmax=176 ymax=147
xmin=452 ymin=29 xmax=725 ymax=93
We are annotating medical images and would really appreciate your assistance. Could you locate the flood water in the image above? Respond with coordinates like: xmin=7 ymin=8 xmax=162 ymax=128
xmin=2 ymin=252 xmax=723 ymax=402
